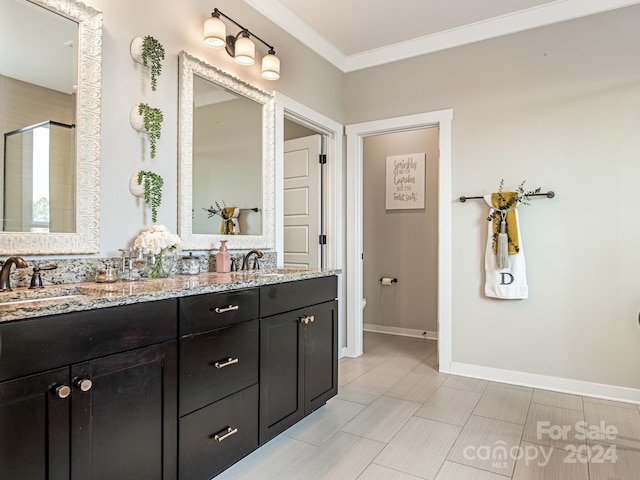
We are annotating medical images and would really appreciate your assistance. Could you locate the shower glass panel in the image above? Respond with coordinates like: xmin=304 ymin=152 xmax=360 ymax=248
xmin=3 ymin=121 xmax=75 ymax=233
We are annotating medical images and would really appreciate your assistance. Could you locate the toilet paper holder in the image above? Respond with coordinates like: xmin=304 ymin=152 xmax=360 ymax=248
xmin=380 ymin=277 xmax=398 ymax=284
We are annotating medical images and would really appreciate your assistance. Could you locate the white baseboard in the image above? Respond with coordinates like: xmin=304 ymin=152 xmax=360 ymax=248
xmin=450 ymin=362 xmax=640 ymax=405
xmin=363 ymin=323 xmax=438 ymax=341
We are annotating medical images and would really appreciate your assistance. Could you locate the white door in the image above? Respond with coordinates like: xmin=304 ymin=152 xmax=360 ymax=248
xmin=283 ymin=134 xmax=321 ymax=268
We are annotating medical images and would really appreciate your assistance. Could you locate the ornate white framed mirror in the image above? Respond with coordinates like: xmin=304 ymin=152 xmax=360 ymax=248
xmin=0 ymin=0 xmax=102 ymax=254
xmin=178 ymin=51 xmax=275 ymax=250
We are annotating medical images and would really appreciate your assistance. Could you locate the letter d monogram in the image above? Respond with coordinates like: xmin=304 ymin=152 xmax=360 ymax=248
xmin=500 ymin=273 xmax=514 ymax=285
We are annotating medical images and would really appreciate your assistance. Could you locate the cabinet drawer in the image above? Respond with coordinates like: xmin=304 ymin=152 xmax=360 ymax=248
xmin=0 ymin=299 xmax=177 ymax=382
xmin=179 ymin=288 xmax=258 ymax=336
xmin=179 ymin=384 xmax=258 ymax=480
xmin=179 ymin=319 xmax=258 ymax=416
xmin=260 ymin=276 xmax=337 ymax=317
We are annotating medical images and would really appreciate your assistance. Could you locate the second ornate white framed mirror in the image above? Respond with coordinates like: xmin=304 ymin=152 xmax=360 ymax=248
xmin=178 ymin=51 xmax=275 ymax=250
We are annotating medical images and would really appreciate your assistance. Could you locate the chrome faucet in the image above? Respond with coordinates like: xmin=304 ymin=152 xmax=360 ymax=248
xmin=0 ymin=256 xmax=28 ymax=291
xmin=241 ymin=250 xmax=263 ymax=271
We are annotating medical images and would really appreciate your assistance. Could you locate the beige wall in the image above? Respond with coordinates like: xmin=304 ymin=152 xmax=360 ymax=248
xmin=347 ymin=5 xmax=640 ymax=389
xmin=74 ymin=0 xmax=345 ymax=253
xmin=363 ymin=128 xmax=439 ymax=333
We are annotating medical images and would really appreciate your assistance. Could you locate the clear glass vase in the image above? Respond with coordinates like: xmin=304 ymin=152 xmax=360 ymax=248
xmin=146 ymin=249 xmax=176 ymax=278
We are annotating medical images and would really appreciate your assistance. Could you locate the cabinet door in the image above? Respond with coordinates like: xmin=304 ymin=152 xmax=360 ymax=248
xmin=304 ymin=300 xmax=338 ymax=413
xmin=70 ymin=341 xmax=177 ymax=480
xmin=0 ymin=368 xmax=69 ymax=480
xmin=259 ymin=311 xmax=304 ymax=444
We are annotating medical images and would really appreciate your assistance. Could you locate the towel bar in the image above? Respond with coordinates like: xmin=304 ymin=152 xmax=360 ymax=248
xmin=459 ymin=191 xmax=555 ymax=203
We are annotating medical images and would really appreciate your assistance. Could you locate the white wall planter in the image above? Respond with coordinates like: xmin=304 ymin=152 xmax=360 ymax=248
xmin=130 ymin=37 xmax=144 ymax=65
xmin=129 ymin=171 xmax=145 ymax=198
xmin=130 ymin=105 xmax=146 ymax=132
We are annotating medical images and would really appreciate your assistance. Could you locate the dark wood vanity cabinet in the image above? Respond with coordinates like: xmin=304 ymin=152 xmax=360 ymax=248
xmin=259 ymin=276 xmax=338 ymax=444
xmin=0 ymin=300 xmax=178 ymax=480
xmin=0 ymin=274 xmax=338 ymax=480
xmin=178 ymin=289 xmax=260 ymax=480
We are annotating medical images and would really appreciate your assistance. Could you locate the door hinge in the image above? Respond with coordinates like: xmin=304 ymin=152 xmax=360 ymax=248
xmin=319 ymin=234 xmax=327 ymax=245
xmin=319 ymin=154 xmax=327 ymax=165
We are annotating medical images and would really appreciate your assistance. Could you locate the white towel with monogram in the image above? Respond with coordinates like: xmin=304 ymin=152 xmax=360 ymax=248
xmin=484 ymin=195 xmax=528 ymax=299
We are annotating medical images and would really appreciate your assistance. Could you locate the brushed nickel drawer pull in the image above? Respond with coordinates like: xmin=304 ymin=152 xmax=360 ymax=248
xmin=214 ymin=305 xmax=239 ymax=314
xmin=309 ymin=315 xmax=315 ymax=323
xmin=211 ymin=357 xmax=239 ymax=369
xmin=299 ymin=316 xmax=309 ymax=324
xmin=212 ymin=427 xmax=238 ymax=442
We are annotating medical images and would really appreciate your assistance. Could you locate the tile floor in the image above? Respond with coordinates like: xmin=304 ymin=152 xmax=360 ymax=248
xmin=217 ymin=332 xmax=640 ymax=480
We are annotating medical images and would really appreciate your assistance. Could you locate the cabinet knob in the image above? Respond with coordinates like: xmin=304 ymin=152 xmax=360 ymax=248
xmin=299 ymin=315 xmax=314 ymax=324
xmin=54 ymin=384 xmax=71 ymax=399
xmin=75 ymin=378 xmax=93 ymax=392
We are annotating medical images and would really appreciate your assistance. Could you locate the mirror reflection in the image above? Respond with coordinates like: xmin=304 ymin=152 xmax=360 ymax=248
xmin=192 ymin=75 xmax=262 ymax=235
xmin=0 ymin=0 xmax=78 ymax=233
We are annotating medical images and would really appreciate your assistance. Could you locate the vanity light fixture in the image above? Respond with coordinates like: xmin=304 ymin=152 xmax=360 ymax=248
xmin=203 ymin=8 xmax=280 ymax=80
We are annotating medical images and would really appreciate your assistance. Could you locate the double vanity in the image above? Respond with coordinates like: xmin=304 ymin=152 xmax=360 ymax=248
xmin=0 ymin=270 xmax=339 ymax=480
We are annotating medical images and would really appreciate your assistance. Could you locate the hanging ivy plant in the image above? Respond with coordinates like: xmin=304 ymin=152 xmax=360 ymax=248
xmin=137 ymin=170 xmax=164 ymax=223
xmin=138 ymin=103 xmax=163 ymax=159
xmin=141 ymin=35 xmax=165 ymax=91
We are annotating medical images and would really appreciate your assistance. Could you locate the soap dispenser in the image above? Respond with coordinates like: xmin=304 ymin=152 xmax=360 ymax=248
xmin=216 ymin=240 xmax=231 ymax=273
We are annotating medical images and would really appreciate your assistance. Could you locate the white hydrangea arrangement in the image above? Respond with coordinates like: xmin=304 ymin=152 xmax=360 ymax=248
xmin=133 ymin=224 xmax=181 ymax=255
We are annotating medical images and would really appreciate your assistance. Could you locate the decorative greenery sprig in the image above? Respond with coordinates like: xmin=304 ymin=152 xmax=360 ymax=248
xmin=138 ymin=103 xmax=163 ymax=158
xmin=137 ymin=170 xmax=164 ymax=223
xmin=486 ymin=179 xmax=541 ymax=222
xmin=141 ymin=35 xmax=165 ymax=91
xmin=203 ymin=200 xmax=231 ymax=220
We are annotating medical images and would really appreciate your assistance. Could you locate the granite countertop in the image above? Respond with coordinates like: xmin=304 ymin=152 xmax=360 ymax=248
xmin=0 ymin=268 xmax=340 ymax=323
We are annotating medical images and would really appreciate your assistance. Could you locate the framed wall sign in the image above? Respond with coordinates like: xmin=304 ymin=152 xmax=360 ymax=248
xmin=385 ymin=153 xmax=425 ymax=210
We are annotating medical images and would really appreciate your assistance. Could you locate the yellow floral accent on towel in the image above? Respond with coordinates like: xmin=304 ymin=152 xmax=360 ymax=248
xmin=491 ymin=192 xmax=519 ymax=255
xmin=219 ymin=207 xmax=236 ymax=234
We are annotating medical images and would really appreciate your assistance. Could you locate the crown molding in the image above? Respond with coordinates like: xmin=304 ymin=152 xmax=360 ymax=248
xmin=244 ymin=0 xmax=640 ymax=72
xmin=243 ymin=0 xmax=346 ymax=70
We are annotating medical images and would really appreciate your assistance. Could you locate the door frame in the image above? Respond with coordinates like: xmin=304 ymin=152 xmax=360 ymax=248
xmin=345 ymin=109 xmax=454 ymax=373
xmin=274 ymin=92 xmax=344 ymax=349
